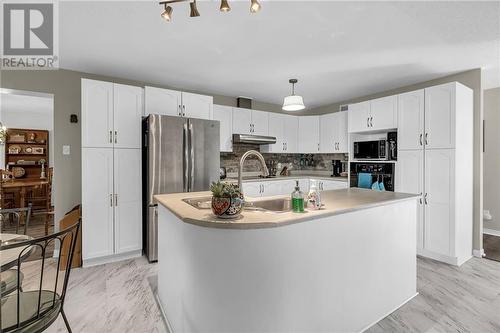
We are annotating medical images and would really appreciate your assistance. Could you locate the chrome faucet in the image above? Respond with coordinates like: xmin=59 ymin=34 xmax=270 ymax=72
xmin=238 ymin=150 xmax=269 ymax=192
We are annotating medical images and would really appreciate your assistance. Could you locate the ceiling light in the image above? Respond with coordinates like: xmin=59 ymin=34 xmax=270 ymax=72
xmin=250 ymin=0 xmax=261 ymax=13
xmin=220 ymin=0 xmax=231 ymax=12
xmin=161 ymin=4 xmax=173 ymax=21
xmin=282 ymin=79 xmax=305 ymax=112
xmin=190 ymin=0 xmax=200 ymax=17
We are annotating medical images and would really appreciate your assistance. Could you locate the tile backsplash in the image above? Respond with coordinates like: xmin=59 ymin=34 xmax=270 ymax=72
xmin=220 ymin=144 xmax=348 ymax=174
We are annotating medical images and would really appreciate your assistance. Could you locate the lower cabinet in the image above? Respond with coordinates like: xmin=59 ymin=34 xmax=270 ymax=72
xmin=82 ymin=147 xmax=142 ymax=265
xmin=242 ymin=178 xmax=346 ymax=198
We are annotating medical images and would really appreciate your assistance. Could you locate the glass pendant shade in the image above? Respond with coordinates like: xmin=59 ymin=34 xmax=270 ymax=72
xmin=282 ymin=95 xmax=305 ymax=111
xmin=220 ymin=0 xmax=231 ymax=12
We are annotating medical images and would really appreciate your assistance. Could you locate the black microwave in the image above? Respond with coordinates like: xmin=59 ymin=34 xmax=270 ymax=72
xmin=353 ymin=140 xmax=387 ymax=160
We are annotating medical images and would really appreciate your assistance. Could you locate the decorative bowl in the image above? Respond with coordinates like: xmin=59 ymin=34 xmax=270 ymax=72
xmin=212 ymin=194 xmax=244 ymax=219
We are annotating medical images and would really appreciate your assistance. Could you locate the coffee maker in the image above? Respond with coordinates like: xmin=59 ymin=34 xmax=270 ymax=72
xmin=332 ymin=160 xmax=343 ymax=177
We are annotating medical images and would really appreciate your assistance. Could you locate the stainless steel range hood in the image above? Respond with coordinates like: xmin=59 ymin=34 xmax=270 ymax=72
xmin=232 ymin=134 xmax=277 ymax=145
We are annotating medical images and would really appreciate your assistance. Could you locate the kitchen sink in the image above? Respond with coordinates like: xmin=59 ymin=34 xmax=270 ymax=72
xmin=182 ymin=197 xmax=292 ymax=213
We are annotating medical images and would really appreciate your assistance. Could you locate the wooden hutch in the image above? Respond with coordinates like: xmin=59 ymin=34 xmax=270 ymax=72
xmin=5 ymin=128 xmax=49 ymax=179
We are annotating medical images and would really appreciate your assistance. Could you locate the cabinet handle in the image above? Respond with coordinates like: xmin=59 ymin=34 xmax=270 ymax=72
xmin=114 ymin=131 xmax=117 ymax=144
xmin=419 ymin=192 xmax=422 ymax=205
xmin=178 ymin=105 xmax=182 ymax=116
xmin=110 ymin=194 xmax=113 ymax=207
xmin=370 ymin=117 xmax=373 ymax=127
xmin=424 ymin=193 xmax=428 ymax=205
xmin=425 ymin=133 xmax=428 ymax=145
xmin=182 ymin=105 xmax=186 ymax=117
xmin=114 ymin=194 xmax=118 ymax=206
xmin=285 ymin=143 xmax=287 ymax=151
xmin=419 ymin=134 xmax=423 ymax=146
xmin=318 ymin=143 xmax=320 ymax=151
xmin=367 ymin=117 xmax=370 ymax=128
xmin=109 ymin=131 xmax=113 ymax=144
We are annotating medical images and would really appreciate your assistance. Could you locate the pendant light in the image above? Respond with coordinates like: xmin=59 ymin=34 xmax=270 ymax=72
xmin=220 ymin=0 xmax=231 ymax=12
xmin=161 ymin=4 xmax=173 ymax=21
xmin=250 ymin=0 xmax=261 ymax=13
xmin=282 ymin=79 xmax=305 ymax=111
xmin=190 ymin=0 xmax=200 ymax=17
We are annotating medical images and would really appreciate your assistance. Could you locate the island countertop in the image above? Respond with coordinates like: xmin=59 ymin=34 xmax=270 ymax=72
xmin=154 ymin=188 xmax=418 ymax=230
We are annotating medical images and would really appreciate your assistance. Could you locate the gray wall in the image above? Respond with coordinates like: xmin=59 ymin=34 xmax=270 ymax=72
xmin=307 ymin=69 xmax=484 ymax=252
xmin=483 ymin=87 xmax=500 ymax=232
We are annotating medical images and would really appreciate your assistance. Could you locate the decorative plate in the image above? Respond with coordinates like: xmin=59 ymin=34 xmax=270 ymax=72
xmin=12 ymin=167 xmax=26 ymax=178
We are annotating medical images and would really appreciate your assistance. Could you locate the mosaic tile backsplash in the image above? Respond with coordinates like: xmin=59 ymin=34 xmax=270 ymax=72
xmin=220 ymin=144 xmax=348 ymax=174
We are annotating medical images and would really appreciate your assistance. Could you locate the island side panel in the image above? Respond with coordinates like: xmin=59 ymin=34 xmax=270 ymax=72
xmin=158 ymin=199 xmax=417 ymax=333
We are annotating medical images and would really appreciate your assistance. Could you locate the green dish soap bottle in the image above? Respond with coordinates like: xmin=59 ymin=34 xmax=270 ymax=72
xmin=291 ymin=180 xmax=304 ymax=213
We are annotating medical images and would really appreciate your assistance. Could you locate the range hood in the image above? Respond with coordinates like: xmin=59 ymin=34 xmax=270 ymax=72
xmin=232 ymin=134 xmax=277 ymax=145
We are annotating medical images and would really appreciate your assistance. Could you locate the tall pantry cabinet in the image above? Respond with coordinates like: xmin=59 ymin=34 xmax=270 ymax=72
xmin=396 ymin=82 xmax=473 ymax=266
xmin=81 ymin=79 xmax=143 ymax=266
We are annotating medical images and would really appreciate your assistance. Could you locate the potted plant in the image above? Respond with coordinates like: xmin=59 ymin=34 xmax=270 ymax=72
xmin=210 ymin=181 xmax=244 ymax=219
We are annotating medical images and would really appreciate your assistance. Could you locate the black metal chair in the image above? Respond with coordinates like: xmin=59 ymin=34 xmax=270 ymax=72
xmin=0 ymin=204 xmax=32 ymax=297
xmin=0 ymin=220 xmax=80 ymax=333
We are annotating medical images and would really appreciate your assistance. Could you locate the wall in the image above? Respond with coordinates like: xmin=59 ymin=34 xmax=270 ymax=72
xmin=483 ymin=87 xmax=500 ymax=232
xmin=0 ymin=68 xmax=284 ymax=229
xmin=308 ymin=68 xmax=484 ymax=253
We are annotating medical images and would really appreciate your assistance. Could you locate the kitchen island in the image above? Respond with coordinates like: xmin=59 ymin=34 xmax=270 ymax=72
xmin=155 ymin=188 xmax=418 ymax=333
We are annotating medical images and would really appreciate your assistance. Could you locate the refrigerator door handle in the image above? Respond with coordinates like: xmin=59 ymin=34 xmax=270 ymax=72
xmin=183 ymin=122 xmax=189 ymax=192
xmin=189 ymin=121 xmax=195 ymax=192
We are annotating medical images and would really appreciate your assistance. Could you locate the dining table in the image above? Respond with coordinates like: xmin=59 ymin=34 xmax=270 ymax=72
xmin=1 ymin=178 xmax=48 ymax=224
xmin=0 ymin=233 xmax=34 ymax=270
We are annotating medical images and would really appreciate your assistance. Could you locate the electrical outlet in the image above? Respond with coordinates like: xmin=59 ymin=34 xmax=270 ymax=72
xmin=63 ymin=145 xmax=70 ymax=155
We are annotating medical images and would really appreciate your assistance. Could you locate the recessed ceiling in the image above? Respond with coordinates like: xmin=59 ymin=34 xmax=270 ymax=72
xmin=59 ymin=1 xmax=500 ymax=109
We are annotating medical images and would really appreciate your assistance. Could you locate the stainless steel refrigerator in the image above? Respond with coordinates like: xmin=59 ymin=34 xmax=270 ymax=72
xmin=142 ymin=114 xmax=220 ymax=262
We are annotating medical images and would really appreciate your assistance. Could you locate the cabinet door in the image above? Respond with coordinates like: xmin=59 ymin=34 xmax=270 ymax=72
xmin=335 ymin=111 xmax=349 ymax=153
xmin=242 ymin=182 xmax=262 ymax=198
xmin=212 ymin=105 xmax=233 ymax=152
xmin=182 ymin=92 xmax=213 ymax=120
xmin=370 ymin=95 xmax=397 ymax=131
xmin=251 ymin=110 xmax=269 ymax=136
xmin=262 ymin=113 xmax=284 ymax=153
xmin=232 ymin=108 xmax=252 ymax=135
xmin=298 ymin=116 xmax=320 ymax=153
xmin=279 ymin=180 xmax=297 ymax=196
xmin=144 ymin=86 xmax=181 ymax=117
xmin=114 ymin=149 xmax=142 ymax=254
xmin=319 ymin=113 xmax=335 ymax=153
xmin=396 ymin=149 xmax=424 ymax=249
xmin=425 ymin=84 xmax=455 ymax=149
xmin=283 ymin=115 xmax=299 ymax=153
xmin=299 ymin=179 xmax=310 ymax=193
xmin=82 ymin=79 xmax=113 ymax=148
xmin=82 ymin=148 xmax=114 ymax=260
xmin=262 ymin=181 xmax=283 ymax=197
xmin=424 ymin=149 xmax=454 ymax=256
xmin=348 ymin=101 xmax=370 ymax=133
xmin=321 ymin=180 xmax=348 ymax=190
xmin=113 ymin=84 xmax=143 ymax=149
xmin=398 ymin=90 xmax=424 ymax=150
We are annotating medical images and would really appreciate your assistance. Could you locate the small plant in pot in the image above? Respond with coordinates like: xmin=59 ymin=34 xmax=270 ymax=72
xmin=210 ymin=181 xmax=244 ymax=219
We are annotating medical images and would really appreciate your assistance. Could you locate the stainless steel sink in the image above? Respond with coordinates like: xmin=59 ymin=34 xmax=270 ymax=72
xmin=183 ymin=196 xmax=292 ymax=213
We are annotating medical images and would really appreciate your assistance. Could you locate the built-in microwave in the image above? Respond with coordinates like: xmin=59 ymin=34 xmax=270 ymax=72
xmin=353 ymin=140 xmax=387 ymax=160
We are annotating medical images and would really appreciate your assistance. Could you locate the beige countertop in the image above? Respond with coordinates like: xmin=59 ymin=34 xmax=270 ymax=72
xmin=155 ymin=188 xmax=418 ymax=230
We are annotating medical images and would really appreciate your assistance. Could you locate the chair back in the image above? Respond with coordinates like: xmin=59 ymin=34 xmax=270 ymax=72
xmin=0 ymin=204 xmax=32 ymax=235
xmin=0 ymin=220 xmax=81 ymax=332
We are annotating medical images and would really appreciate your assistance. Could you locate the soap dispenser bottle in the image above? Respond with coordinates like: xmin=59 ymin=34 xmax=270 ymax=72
xmin=291 ymin=180 xmax=304 ymax=213
xmin=307 ymin=179 xmax=322 ymax=210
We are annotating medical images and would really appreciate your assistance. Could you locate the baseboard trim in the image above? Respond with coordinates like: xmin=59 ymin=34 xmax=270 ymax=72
xmin=155 ymin=292 xmax=173 ymax=333
xmin=417 ymin=249 xmax=472 ymax=266
xmin=361 ymin=292 xmax=419 ymax=333
xmin=473 ymin=248 xmax=485 ymax=258
xmin=82 ymin=250 xmax=142 ymax=267
xmin=483 ymin=228 xmax=500 ymax=237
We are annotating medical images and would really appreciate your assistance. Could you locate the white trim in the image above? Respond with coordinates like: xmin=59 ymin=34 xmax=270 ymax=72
xmin=483 ymin=228 xmax=500 ymax=237
xmin=361 ymin=293 xmax=419 ymax=333
xmin=155 ymin=293 xmax=173 ymax=333
xmin=473 ymin=248 xmax=485 ymax=258
xmin=82 ymin=250 xmax=142 ymax=267
xmin=417 ymin=249 xmax=472 ymax=266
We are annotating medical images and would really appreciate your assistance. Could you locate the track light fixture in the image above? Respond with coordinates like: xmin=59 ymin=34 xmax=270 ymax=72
xmin=159 ymin=0 xmax=260 ymax=22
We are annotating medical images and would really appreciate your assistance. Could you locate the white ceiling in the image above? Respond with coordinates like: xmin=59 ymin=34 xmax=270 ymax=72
xmin=59 ymin=1 xmax=500 ymax=109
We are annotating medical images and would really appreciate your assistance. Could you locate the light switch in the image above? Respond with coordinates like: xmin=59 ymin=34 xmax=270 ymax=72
xmin=63 ymin=145 xmax=70 ymax=155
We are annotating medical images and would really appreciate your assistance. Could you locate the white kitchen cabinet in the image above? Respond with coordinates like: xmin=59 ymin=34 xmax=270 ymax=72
xmin=113 ymin=149 xmax=142 ymax=254
xmin=251 ymin=110 xmax=269 ymax=136
xmin=283 ymin=115 xmax=299 ymax=153
xmin=82 ymin=79 xmax=114 ymax=148
xmin=144 ymin=86 xmax=212 ymax=120
xmin=82 ymin=148 xmax=114 ymax=260
xmin=348 ymin=101 xmax=370 ymax=133
xmin=370 ymin=96 xmax=397 ymax=131
xmin=424 ymin=149 xmax=454 ymax=256
xmin=232 ymin=107 xmax=253 ymax=134
xmin=424 ymin=83 xmax=455 ymax=149
xmin=182 ymin=92 xmax=213 ymax=120
xmin=317 ymin=180 xmax=347 ymax=191
xmin=212 ymin=105 xmax=233 ymax=152
xmin=320 ymin=113 xmax=335 ymax=153
xmin=82 ymin=79 xmax=143 ymax=149
xmin=298 ymin=116 xmax=320 ymax=153
xmin=262 ymin=113 xmax=298 ymax=153
xmin=242 ymin=182 xmax=263 ymax=198
xmin=144 ymin=86 xmax=181 ymax=117
xmin=396 ymin=150 xmax=424 ymax=249
xmin=262 ymin=181 xmax=283 ymax=197
xmin=335 ymin=111 xmax=348 ymax=153
xmin=113 ymin=84 xmax=143 ymax=149
xmin=398 ymin=90 xmax=425 ymax=150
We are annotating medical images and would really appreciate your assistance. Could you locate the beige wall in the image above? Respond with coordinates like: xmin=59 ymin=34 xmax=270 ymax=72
xmin=308 ymin=69 xmax=484 ymax=252
xmin=0 ymin=68 xmax=283 ymax=229
xmin=483 ymin=87 xmax=500 ymax=232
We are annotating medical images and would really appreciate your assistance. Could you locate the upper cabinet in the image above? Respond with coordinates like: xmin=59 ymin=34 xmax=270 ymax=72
xmin=319 ymin=111 xmax=348 ymax=153
xmin=212 ymin=105 xmax=233 ymax=152
xmin=424 ymin=84 xmax=455 ymax=149
xmin=348 ymin=96 xmax=397 ymax=133
xmin=262 ymin=113 xmax=298 ymax=153
xmin=82 ymin=79 xmax=142 ymax=149
xmin=232 ymin=108 xmax=269 ymax=136
xmin=298 ymin=116 xmax=320 ymax=153
xmin=398 ymin=90 xmax=425 ymax=150
xmin=144 ymin=86 xmax=212 ymax=120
